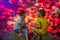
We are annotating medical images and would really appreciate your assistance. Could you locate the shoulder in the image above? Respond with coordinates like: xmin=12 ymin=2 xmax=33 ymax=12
xmin=39 ymin=18 xmax=48 ymax=23
xmin=34 ymin=18 xmax=40 ymax=21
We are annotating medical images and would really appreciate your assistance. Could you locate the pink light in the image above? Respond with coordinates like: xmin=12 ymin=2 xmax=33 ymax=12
xmin=0 ymin=5 xmax=5 ymax=9
xmin=22 ymin=3 xmax=27 ymax=9
xmin=27 ymin=0 xmax=34 ymax=3
xmin=9 ymin=0 xmax=15 ymax=4
xmin=18 ymin=8 xmax=23 ymax=11
xmin=0 ymin=16 xmax=6 ymax=19
xmin=9 ymin=9 xmax=13 ymax=13
xmin=4 ymin=29 xmax=7 ymax=32
xmin=0 ymin=0 xmax=3 ymax=2
xmin=36 ymin=0 xmax=41 ymax=3
xmin=8 ymin=17 xmax=13 ymax=21
xmin=6 ymin=12 xmax=11 ymax=16
xmin=18 ymin=0 xmax=23 ymax=3
xmin=2 ymin=12 xmax=7 ymax=15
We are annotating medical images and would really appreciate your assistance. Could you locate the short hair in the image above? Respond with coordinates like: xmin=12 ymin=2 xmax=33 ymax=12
xmin=38 ymin=9 xmax=46 ymax=17
xmin=19 ymin=10 xmax=25 ymax=16
xmin=56 ymin=9 xmax=60 ymax=18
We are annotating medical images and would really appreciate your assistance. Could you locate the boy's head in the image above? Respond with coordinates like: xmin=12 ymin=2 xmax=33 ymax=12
xmin=19 ymin=10 xmax=25 ymax=16
xmin=37 ymin=8 xmax=46 ymax=17
xmin=56 ymin=9 xmax=60 ymax=18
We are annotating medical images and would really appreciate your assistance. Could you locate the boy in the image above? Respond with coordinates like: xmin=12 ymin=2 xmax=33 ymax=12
xmin=30 ymin=8 xmax=56 ymax=40
xmin=13 ymin=10 xmax=28 ymax=40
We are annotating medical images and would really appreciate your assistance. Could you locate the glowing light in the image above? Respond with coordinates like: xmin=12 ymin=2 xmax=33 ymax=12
xmin=8 ymin=17 xmax=13 ymax=21
xmin=0 ymin=0 xmax=2 ymax=2
xmin=0 ymin=5 xmax=5 ymax=9
xmin=17 ymin=0 xmax=23 ymax=5
xmin=22 ymin=3 xmax=27 ymax=9
xmin=36 ymin=0 xmax=41 ymax=3
xmin=6 ymin=12 xmax=11 ymax=16
xmin=35 ymin=3 xmax=39 ymax=6
xmin=2 ymin=12 xmax=7 ymax=15
xmin=7 ymin=21 xmax=12 ymax=25
xmin=27 ymin=0 xmax=34 ymax=3
xmin=0 ymin=16 xmax=6 ymax=19
xmin=9 ymin=9 xmax=13 ymax=13
xmin=18 ymin=8 xmax=23 ymax=11
xmin=18 ymin=0 xmax=23 ymax=3
xmin=9 ymin=0 xmax=15 ymax=4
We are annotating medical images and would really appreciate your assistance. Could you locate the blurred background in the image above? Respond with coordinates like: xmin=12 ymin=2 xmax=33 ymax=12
xmin=0 ymin=0 xmax=60 ymax=40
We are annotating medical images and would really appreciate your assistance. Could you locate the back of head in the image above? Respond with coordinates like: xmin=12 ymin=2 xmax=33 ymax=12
xmin=38 ymin=9 xmax=46 ymax=17
xmin=56 ymin=9 xmax=60 ymax=18
xmin=19 ymin=10 xmax=25 ymax=16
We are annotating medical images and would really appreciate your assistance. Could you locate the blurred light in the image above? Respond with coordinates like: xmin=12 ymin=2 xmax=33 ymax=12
xmin=36 ymin=0 xmax=41 ymax=3
xmin=35 ymin=3 xmax=39 ymax=6
xmin=0 ymin=16 xmax=6 ymax=19
xmin=6 ymin=12 xmax=11 ymax=16
xmin=8 ymin=17 xmax=13 ymax=21
xmin=22 ymin=3 xmax=27 ymax=9
xmin=2 ymin=12 xmax=7 ymax=15
xmin=27 ymin=0 xmax=34 ymax=3
xmin=0 ymin=5 xmax=5 ymax=9
xmin=9 ymin=0 xmax=15 ymax=4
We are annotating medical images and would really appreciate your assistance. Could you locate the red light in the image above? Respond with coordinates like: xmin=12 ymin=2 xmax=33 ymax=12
xmin=9 ymin=0 xmax=15 ymax=4
xmin=8 ymin=17 xmax=13 ymax=20
xmin=18 ymin=8 xmax=23 ymax=11
xmin=22 ymin=3 xmax=27 ymax=9
xmin=27 ymin=0 xmax=34 ymax=3
xmin=6 ymin=12 xmax=11 ymax=16
xmin=0 ymin=16 xmax=6 ymax=19
xmin=36 ymin=0 xmax=41 ymax=3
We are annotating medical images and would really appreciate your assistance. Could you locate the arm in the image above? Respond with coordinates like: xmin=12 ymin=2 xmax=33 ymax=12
xmin=34 ymin=23 xmax=41 ymax=29
xmin=34 ymin=18 xmax=41 ymax=29
xmin=32 ymin=18 xmax=48 ymax=35
xmin=14 ymin=18 xmax=22 ymax=33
